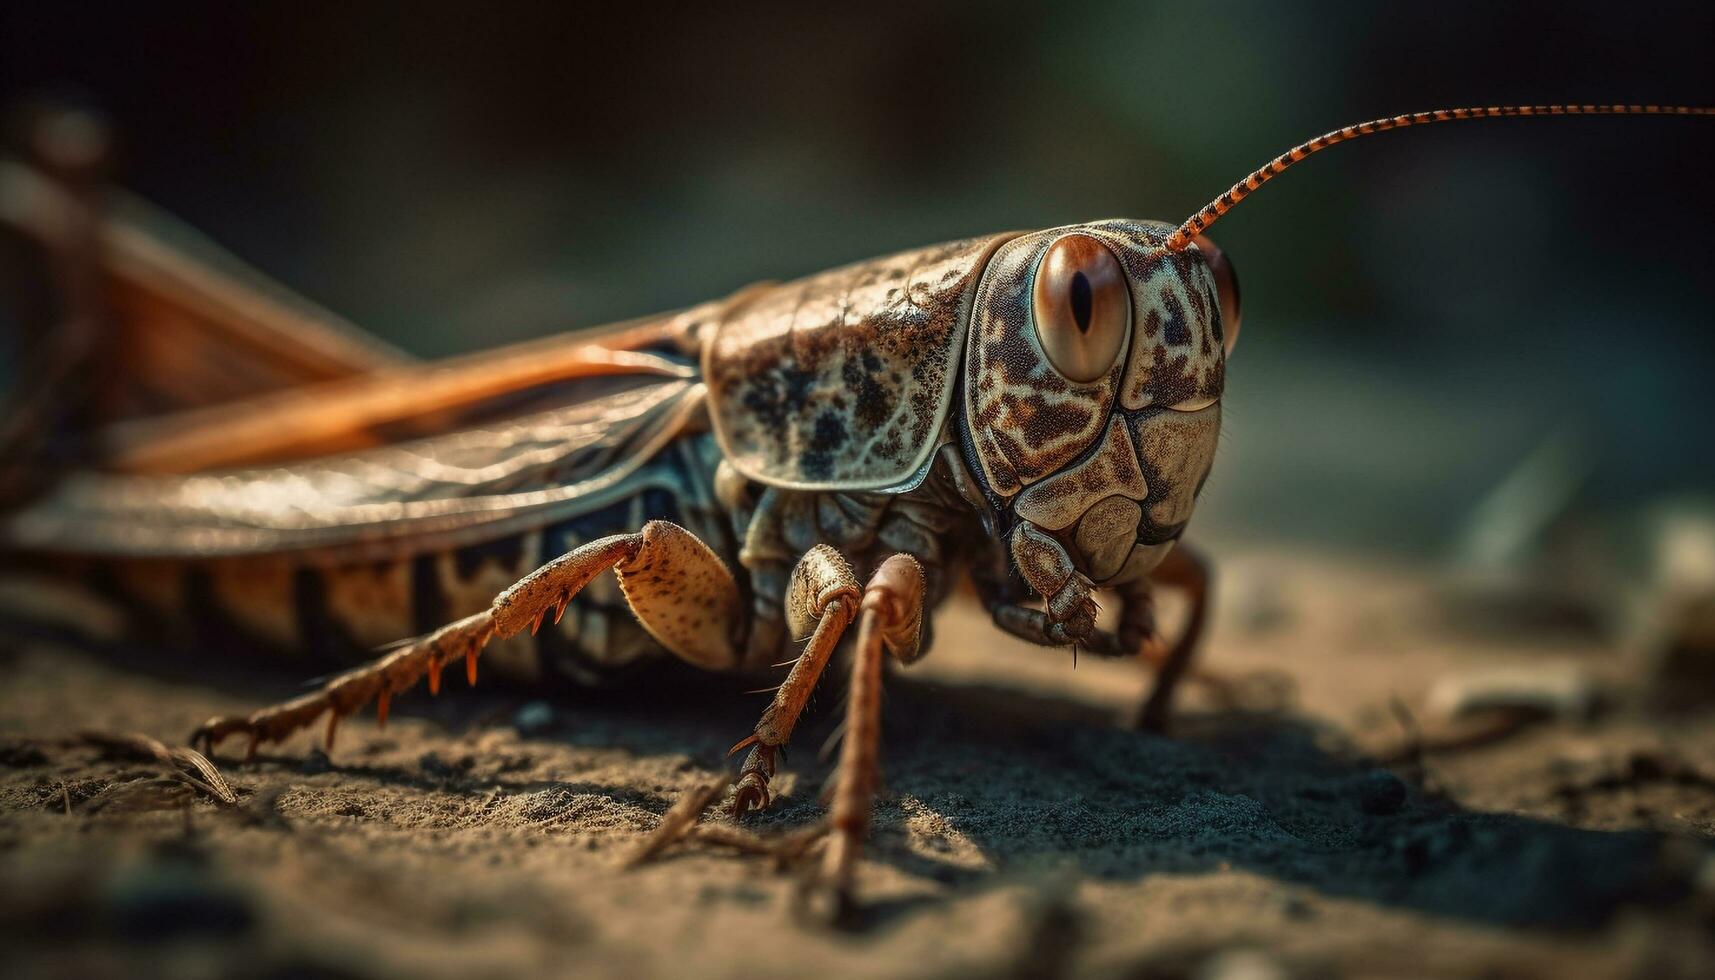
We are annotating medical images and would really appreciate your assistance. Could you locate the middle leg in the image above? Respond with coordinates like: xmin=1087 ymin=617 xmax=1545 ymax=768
xmin=729 ymin=545 xmax=862 ymax=814
xmin=629 ymin=551 xmax=926 ymax=904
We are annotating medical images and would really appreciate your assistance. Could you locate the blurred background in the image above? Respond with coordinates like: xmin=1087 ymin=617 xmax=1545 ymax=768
xmin=3 ymin=0 xmax=1713 ymax=557
xmin=5 ymin=10 xmax=1715 ymax=973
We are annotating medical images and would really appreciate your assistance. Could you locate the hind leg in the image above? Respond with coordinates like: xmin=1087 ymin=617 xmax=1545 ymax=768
xmin=1126 ymin=543 xmax=1211 ymax=732
xmin=192 ymin=521 xmax=742 ymax=757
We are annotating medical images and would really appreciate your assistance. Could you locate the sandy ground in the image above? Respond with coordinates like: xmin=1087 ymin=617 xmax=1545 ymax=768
xmin=3 ymin=546 xmax=1714 ymax=980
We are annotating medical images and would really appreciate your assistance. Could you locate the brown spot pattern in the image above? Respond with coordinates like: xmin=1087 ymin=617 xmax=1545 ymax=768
xmin=1010 ymin=522 xmax=1075 ymax=599
xmin=1117 ymin=228 xmax=1226 ymax=410
xmin=705 ymin=234 xmax=1013 ymax=490
xmin=1012 ymin=415 xmax=1149 ymax=531
xmin=615 ymin=521 xmax=741 ymax=669
xmin=965 ymin=219 xmax=1223 ymax=498
xmin=964 ymin=228 xmax=1127 ymax=497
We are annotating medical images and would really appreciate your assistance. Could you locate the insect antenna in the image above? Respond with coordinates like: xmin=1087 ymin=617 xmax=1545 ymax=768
xmin=1164 ymin=104 xmax=1714 ymax=251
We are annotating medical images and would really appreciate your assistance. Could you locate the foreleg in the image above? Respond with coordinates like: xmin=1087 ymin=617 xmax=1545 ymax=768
xmin=981 ymin=524 xmax=1107 ymax=650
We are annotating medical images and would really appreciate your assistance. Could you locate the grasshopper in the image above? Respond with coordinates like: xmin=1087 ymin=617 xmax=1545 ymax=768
xmin=1 ymin=103 xmax=1708 ymax=915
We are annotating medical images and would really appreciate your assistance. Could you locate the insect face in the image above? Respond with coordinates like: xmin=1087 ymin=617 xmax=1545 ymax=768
xmin=963 ymin=219 xmax=1235 ymax=591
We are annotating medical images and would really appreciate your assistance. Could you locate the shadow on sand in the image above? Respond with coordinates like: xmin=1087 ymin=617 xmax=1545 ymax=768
xmin=13 ymin=622 xmax=1697 ymax=936
xmin=734 ymin=676 xmax=1692 ymax=934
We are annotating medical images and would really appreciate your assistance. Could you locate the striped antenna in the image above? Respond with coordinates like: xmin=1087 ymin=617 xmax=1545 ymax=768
xmin=1164 ymin=104 xmax=1715 ymax=251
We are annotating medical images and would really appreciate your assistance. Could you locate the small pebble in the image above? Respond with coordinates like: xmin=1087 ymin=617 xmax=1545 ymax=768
xmin=514 ymin=700 xmax=558 ymax=737
xmin=299 ymin=748 xmax=332 ymax=775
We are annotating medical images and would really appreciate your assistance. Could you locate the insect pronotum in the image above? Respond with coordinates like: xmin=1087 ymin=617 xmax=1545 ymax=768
xmin=1 ymin=102 xmax=1709 ymax=916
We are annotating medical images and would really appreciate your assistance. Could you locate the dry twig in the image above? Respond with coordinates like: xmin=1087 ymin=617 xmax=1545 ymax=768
xmin=77 ymin=731 xmax=238 ymax=806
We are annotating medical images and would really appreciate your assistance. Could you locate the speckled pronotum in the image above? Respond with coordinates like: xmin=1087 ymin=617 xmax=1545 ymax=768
xmin=2 ymin=103 xmax=1708 ymax=917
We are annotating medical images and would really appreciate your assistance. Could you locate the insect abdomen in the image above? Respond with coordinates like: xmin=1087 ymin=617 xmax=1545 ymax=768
xmin=90 ymin=441 xmax=737 ymax=683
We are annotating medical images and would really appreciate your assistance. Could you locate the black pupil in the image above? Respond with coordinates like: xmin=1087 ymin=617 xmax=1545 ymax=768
xmin=1069 ymin=271 xmax=1093 ymax=334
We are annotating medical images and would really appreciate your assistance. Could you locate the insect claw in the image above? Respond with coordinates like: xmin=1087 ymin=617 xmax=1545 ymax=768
xmin=552 ymin=594 xmax=569 ymax=625
xmin=427 ymin=658 xmax=443 ymax=696
xmin=727 ymin=733 xmax=762 ymax=757
xmin=529 ymin=608 xmax=546 ymax=636
xmin=731 ymin=776 xmax=771 ymax=816
xmin=376 ymin=690 xmax=390 ymax=728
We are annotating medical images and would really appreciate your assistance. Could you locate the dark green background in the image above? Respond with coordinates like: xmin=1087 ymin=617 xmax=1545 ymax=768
xmin=4 ymin=1 xmax=1712 ymax=555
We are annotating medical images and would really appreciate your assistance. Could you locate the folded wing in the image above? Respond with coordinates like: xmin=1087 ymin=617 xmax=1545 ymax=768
xmin=5 ymin=376 xmax=708 ymax=561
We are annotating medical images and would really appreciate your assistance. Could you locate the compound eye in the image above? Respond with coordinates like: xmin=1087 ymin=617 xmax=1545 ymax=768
xmin=1032 ymin=234 xmax=1129 ymax=383
xmin=1192 ymin=233 xmax=1240 ymax=356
